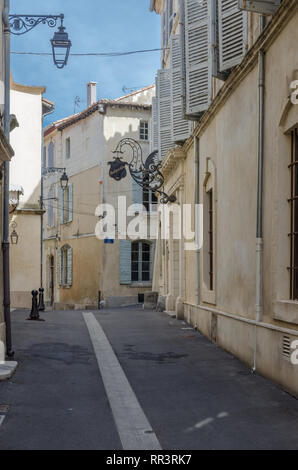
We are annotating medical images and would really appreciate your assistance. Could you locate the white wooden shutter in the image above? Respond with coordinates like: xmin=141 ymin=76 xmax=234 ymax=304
xmin=60 ymin=187 xmax=64 ymax=224
xmin=68 ymin=183 xmax=73 ymax=223
xmin=151 ymin=97 xmax=159 ymax=152
xmin=58 ymin=249 xmax=63 ymax=285
xmin=238 ymin=0 xmax=281 ymax=15
xmin=170 ymin=35 xmax=191 ymax=143
xmin=67 ymin=247 xmax=73 ymax=286
xmin=119 ymin=239 xmax=132 ymax=285
xmin=185 ymin=0 xmax=212 ymax=116
xmin=157 ymin=69 xmax=173 ymax=160
xmin=218 ymin=0 xmax=248 ymax=72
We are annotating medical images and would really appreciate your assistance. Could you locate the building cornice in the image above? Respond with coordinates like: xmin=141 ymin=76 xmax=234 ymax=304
xmin=161 ymin=147 xmax=186 ymax=178
xmin=183 ymin=0 xmax=298 ymax=153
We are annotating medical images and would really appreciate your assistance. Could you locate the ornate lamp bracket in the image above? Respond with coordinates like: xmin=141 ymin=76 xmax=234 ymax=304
xmin=108 ymin=138 xmax=176 ymax=204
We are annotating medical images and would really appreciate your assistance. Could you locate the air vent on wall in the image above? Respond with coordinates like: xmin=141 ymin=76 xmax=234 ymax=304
xmin=282 ymin=335 xmax=291 ymax=358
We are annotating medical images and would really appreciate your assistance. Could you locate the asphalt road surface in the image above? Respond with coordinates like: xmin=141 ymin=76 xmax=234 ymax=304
xmin=0 ymin=306 xmax=298 ymax=450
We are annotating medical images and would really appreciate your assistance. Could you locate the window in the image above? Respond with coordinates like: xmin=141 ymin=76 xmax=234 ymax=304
xmin=289 ymin=128 xmax=298 ymax=299
xmin=65 ymin=137 xmax=71 ymax=159
xmin=208 ymin=189 xmax=214 ymax=291
xmin=143 ymin=182 xmax=158 ymax=212
xmin=202 ymin=158 xmax=216 ymax=304
xmin=48 ymin=141 xmax=54 ymax=168
xmin=60 ymin=183 xmax=73 ymax=224
xmin=140 ymin=122 xmax=149 ymax=141
xmin=131 ymin=242 xmax=152 ymax=282
xmin=59 ymin=245 xmax=72 ymax=287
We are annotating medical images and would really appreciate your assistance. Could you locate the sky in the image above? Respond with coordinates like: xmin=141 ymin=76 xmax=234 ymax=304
xmin=10 ymin=0 xmax=161 ymax=126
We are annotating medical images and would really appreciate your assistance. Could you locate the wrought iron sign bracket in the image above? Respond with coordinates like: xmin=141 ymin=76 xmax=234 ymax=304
xmin=108 ymin=138 xmax=176 ymax=204
xmin=9 ymin=14 xmax=64 ymax=35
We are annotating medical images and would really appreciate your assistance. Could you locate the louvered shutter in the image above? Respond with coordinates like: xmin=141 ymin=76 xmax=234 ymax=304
xmin=68 ymin=184 xmax=73 ymax=223
xmin=157 ymin=69 xmax=173 ymax=160
xmin=238 ymin=0 xmax=281 ymax=15
xmin=58 ymin=249 xmax=63 ymax=285
xmin=60 ymin=187 xmax=64 ymax=223
xmin=218 ymin=0 xmax=248 ymax=72
xmin=67 ymin=247 xmax=73 ymax=286
xmin=185 ymin=0 xmax=212 ymax=116
xmin=170 ymin=35 xmax=191 ymax=142
xmin=151 ymin=97 xmax=159 ymax=152
xmin=119 ymin=239 xmax=132 ymax=285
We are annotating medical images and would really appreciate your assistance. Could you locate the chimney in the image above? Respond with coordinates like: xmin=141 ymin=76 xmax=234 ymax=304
xmin=87 ymin=82 xmax=97 ymax=106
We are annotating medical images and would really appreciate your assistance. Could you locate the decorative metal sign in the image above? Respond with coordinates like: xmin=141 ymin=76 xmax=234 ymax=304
xmin=108 ymin=138 xmax=176 ymax=204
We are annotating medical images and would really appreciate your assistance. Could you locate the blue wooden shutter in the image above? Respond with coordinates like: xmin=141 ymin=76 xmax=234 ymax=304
xmin=58 ymin=249 xmax=63 ymax=285
xmin=68 ymin=184 xmax=73 ymax=223
xmin=67 ymin=247 xmax=73 ymax=286
xmin=60 ymin=187 xmax=64 ymax=223
xmin=119 ymin=239 xmax=132 ymax=285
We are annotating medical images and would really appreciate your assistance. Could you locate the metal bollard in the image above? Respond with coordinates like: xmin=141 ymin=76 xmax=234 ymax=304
xmin=38 ymin=287 xmax=45 ymax=311
xmin=28 ymin=290 xmax=44 ymax=321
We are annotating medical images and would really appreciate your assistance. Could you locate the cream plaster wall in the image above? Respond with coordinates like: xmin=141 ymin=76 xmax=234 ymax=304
xmin=44 ymin=89 xmax=153 ymax=307
xmin=155 ymin=2 xmax=298 ymax=395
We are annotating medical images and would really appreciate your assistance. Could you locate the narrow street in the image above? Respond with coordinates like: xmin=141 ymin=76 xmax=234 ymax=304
xmin=0 ymin=306 xmax=298 ymax=450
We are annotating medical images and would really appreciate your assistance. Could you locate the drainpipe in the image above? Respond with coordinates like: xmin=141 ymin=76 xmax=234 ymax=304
xmin=254 ymin=15 xmax=266 ymax=372
xmin=40 ymin=105 xmax=55 ymax=298
xmin=178 ymin=0 xmax=186 ymax=117
xmin=2 ymin=0 xmax=13 ymax=357
xmin=194 ymin=136 xmax=200 ymax=305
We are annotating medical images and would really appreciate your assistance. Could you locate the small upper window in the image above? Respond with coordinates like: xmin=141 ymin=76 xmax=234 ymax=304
xmin=140 ymin=122 xmax=149 ymax=141
xmin=48 ymin=141 xmax=54 ymax=168
xmin=66 ymin=137 xmax=71 ymax=159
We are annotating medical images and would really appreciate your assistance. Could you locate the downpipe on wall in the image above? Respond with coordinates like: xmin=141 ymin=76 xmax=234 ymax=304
xmin=2 ymin=0 xmax=13 ymax=358
xmin=253 ymin=16 xmax=266 ymax=373
xmin=194 ymin=136 xmax=200 ymax=306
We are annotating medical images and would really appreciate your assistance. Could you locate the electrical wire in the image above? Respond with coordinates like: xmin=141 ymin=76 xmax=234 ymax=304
xmin=11 ymin=47 xmax=168 ymax=58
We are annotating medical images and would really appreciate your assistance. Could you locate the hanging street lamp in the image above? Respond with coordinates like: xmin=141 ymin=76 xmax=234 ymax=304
xmin=9 ymin=13 xmax=72 ymax=69
xmin=51 ymin=16 xmax=72 ymax=69
xmin=60 ymin=170 xmax=69 ymax=190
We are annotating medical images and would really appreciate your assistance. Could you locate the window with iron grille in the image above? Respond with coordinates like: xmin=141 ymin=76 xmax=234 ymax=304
xmin=289 ymin=128 xmax=298 ymax=299
xmin=140 ymin=121 xmax=149 ymax=141
xmin=131 ymin=242 xmax=152 ymax=282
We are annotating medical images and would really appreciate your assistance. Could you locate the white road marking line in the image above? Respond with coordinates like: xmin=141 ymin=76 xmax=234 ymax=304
xmin=0 ymin=415 xmax=5 ymax=427
xmin=83 ymin=312 xmax=162 ymax=451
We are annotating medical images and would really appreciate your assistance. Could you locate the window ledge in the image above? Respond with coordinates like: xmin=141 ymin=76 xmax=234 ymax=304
xmin=273 ymin=300 xmax=298 ymax=325
xmin=59 ymin=284 xmax=72 ymax=289
xmin=129 ymin=282 xmax=152 ymax=288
